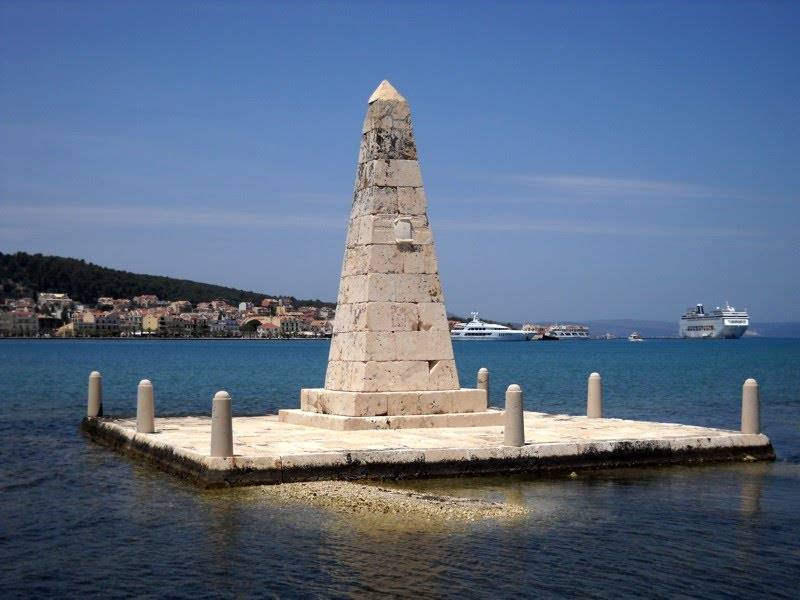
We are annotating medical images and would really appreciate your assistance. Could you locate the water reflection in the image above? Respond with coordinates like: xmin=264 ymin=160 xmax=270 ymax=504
xmin=738 ymin=463 xmax=770 ymax=516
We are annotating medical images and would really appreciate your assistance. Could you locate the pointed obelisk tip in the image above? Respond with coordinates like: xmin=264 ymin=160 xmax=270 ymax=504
xmin=368 ymin=79 xmax=406 ymax=104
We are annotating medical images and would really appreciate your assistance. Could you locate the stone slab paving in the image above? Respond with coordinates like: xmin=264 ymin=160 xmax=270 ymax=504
xmin=81 ymin=412 xmax=774 ymax=488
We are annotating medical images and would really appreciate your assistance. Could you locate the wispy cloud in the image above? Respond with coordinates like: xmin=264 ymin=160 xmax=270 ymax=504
xmin=0 ymin=203 xmax=771 ymax=240
xmin=510 ymin=174 xmax=726 ymax=197
xmin=436 ymin=216 xmax=763 ymax=238
xmin=0 ymin=204 xmax=343 ymax=230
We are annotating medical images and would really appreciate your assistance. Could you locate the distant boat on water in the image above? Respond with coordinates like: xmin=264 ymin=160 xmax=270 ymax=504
xmin=679 ymin=302 xmax=749 ymax=339
xmin=544 ymin=324 xmax=590 ymax=340
xmin=628 ymin=331 xmax=644 ymax=342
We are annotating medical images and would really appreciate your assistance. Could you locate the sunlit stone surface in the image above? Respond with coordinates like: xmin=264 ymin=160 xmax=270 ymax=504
xmin=82 ymin=413 xmax=774 ymax=488
xmin=283 ymin=80 xmax=496 ymax=428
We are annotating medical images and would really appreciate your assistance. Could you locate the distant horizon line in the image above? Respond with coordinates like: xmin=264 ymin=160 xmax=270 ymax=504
xmin=3 ymin=249 xmax=795 ymax=325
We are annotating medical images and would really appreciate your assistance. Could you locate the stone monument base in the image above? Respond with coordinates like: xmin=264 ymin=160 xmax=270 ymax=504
xmin=299 ymin=388 xmax=488 ymax=416
xmin=280 ymin=387 xmax=502 ymax=430
xmin=277 ymin=408 xmax=505 ymax=431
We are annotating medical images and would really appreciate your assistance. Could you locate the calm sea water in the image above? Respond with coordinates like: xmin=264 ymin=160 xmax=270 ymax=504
xmin=0 ymin=339 xmax=798 ymax=598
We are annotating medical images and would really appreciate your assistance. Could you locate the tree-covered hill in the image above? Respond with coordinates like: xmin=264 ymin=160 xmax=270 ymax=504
xmin=0 ymin=252 xmax=335 ymax=308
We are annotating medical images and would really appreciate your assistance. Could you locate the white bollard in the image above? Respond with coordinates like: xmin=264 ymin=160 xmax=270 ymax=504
xmin=477 ymin=367 xmax=489 ymax=404
xmin=211 ymin=391 xmax=234 ymax=457
xmin=587 ymin=372 xmax=603 ymax=418
xmin=504 ymin=384 xmax=525 ymax=447
xmin=136 ymin=379 xmax=155 ymax=433
xmin=87 ymin=371 xmax=103 ymax=417
xmin=741 ymin=378 xmax=760 ymax=434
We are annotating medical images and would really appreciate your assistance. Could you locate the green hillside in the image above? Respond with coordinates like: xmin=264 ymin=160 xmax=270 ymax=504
xmin=0 ymin=252 xmax=334 ymax=308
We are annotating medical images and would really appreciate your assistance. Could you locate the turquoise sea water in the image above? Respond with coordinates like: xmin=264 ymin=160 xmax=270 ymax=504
xmin=0 ymin=339 xmax=798 ymax=597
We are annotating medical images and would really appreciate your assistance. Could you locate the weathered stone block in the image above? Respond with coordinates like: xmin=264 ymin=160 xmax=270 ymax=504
xmin=395 ymin=330 xmax=454 ymax=361
xmin=352 ymin=186 xmax=399 ymax=216
xmin=427 ymin=359 xmax=460 ymax=390
xmin=402 ymin=244 xmax=438 ymax=274
xmin=332 ymin=391 xmax=384 ymax=417
xmin=300 ymin=388 xmax=322 ymax=412
xmin=365 ymin=273 xmax=395 ymax=302
xmin=412 ymin=224 xmax=433 ymax=245
xmin=397 ymin=187 xmax=427 ymax=216
xmin=417 ymin=302 xmax=448 ymax=331
xmin=359 ymin=129 xmax=417 ymax=163
xmin=385 ymin=393 xmax=425 ymax=415
xmin=333 ymin=303 xmax=364 ymax=333
xmin=418 ymin=391 xmax=453 ymax=414
xmin=362 ymin=99 xmax=411 ymax=134
xmin=362 ymin=360 xmax=429 ymax=392
xmin=334 ymin=332 xmax=400 ymax=362
xmin=279 ymin=407 xmax=507 ymax=429
xmin=340 ymin=302 xmax=419 ymax=332
xmin=303 ymin=388 xmax=486 ymax=417
xmin=337 ymin=275 xmax=369 ymax=304
xmin=450 ymin=388 xmax=488 ymax=412
xmin=280 ymin=451 xmax=349 ymax=469
xmin=340 ymin=271 xmax=443 ymax=304
xmin=395 ymin=274 xmax=443 ymax=303
xmin=364 ymin=332 xmax=397 ymax=361
xmin=324 ymin=360 xmax=368 ymax=391
xmin=390 ymin=303 xmax=418 ymax=331
xmin=366 ymin=244 xmax=403 ymax=273
xmin=357 ymin=160 xmax=423 ymax=189
xmin=362 ymin=302 xmax=393 ymax=331
xmin=341 ymin=246 xmax=368 ymax=277
xmin=360 ymin=215 xmax=397 ymax=245
xmin=328 ymin=332 xmax=359 ymax=361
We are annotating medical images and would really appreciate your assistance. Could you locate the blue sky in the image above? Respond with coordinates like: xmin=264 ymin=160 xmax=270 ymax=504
xmin=1 ymin=1 xmax=798 ymax=322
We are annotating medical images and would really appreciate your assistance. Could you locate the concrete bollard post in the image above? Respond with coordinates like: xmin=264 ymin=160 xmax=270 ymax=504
xmin=87 ymin=371 xmax=103 ymax=417
xmin=210 ymin=391 xmax=234 ymax=457
xmin=504 ymin=384 xmax=525 ymax=447
xmin=136 ymin=379 xmax=155 ymax=433
xmin=587 ymin=372 xmax=603 ymax=418
xmin=741 ymin=378 xmax=760 ymax=434
xmin=477 ymin=367 xmax=489 ymax=404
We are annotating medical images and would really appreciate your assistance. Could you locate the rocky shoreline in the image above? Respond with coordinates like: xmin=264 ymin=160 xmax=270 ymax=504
xmin=258 ymin=480 xmax=528 ymax=521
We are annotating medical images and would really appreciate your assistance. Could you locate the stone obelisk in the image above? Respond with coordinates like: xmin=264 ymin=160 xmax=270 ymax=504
xmin=280 ymin=80 xmax=502 ymax=429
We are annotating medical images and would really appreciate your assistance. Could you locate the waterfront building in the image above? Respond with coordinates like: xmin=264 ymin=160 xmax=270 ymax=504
xmin=142 ymin=312 xmax=181 ymax=335
xmin=169 ymin=300 xmax=192 ymax=314
xmin=73 ymin=311 xmax=97 ymax=336
xmin=133 ymin=294 xmax=159 ymax=307
xmin=256 ymin=323 xmax=279 ymax=338
xmin=37 ymin=292 xmax=73 ymax=319
xmin=209 ymin=318 xmax=241 ymax=337
xmin=94 ymin=312 xmax=121 ymax=335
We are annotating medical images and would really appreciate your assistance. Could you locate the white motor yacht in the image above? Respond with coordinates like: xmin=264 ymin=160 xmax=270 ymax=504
xmin=451 ymin=313 xmax=532 ymax=341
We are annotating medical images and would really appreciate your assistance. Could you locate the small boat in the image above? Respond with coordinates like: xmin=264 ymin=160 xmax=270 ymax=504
xmin=451 ymin=312 xmax=532 ymax=341
xmin=628 ymin=331 xmax=644 ymax=342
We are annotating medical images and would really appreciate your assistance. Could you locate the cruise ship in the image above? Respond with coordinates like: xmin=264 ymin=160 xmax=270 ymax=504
xmin=679 ymin=302 xmax=749 ymax=339
xmin=451 ymin=313 xmax=532 ymax=341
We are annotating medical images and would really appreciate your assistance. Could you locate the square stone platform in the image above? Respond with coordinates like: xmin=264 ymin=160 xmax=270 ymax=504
xmin=81 ymin=411 xmax=774 ymax=488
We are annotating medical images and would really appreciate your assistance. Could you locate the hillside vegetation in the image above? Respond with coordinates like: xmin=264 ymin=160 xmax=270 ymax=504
xmin=0 ymin=252 xmax=334 ymax=308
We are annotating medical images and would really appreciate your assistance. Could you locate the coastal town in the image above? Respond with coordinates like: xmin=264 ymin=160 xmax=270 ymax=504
xmin=0 ymin=292 xmax=335 ymax=338
xmin=0 ymin=291 xmax=598 ymax=340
